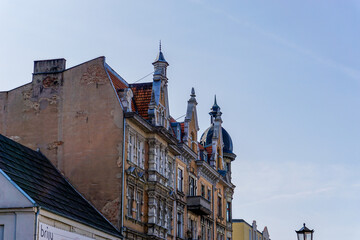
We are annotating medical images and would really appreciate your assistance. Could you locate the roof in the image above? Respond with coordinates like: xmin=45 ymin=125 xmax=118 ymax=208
xmin=129 ymin=82 xmax=153 ymax=120
xmin=106 ymin=68 xmax=128 ymax=90
xmin=0 ymin=134 xmax=121 ymax=237
xmin=200 ymin=125 xmax=234 ymax=154
xmin=153 ymin=51 xmax=168 ymax=64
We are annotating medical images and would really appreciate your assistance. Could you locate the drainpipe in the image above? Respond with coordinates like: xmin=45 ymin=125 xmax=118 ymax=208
xmin=212 ymin=185 xmax=215 ymax=240
xmin=120 ymin=118 xmax=126 ymax=236
xmin=34 ymin=206 xmax=40 ymax=240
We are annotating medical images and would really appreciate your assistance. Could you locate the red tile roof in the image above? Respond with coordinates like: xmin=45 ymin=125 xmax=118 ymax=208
xmin=106 ymin=67 xmax=128 ymax=90
xmin=129 ymin=83 xmax=153 ymax=120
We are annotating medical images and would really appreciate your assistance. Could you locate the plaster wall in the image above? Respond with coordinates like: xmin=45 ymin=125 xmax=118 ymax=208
xmin=0 ymin=211 xmax=35 ymax=240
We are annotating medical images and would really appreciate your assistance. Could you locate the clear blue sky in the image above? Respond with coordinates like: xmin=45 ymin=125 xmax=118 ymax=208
xmin=1 ymin=1 xmax=359 ymax=239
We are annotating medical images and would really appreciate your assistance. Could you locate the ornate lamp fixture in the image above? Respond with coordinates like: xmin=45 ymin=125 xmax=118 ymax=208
xmin=296 ymin=223 xmax=314 ymax=240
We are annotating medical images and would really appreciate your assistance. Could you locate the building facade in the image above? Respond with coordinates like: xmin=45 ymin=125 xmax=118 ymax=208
xmin=0 ymin=48 xmax=236 ymax=239
xmin=232 ymin=220 xmax=270 ymax=240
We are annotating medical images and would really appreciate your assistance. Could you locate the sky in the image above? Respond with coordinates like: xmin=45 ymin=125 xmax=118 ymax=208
xmin=1 ymin=0 xmax=360 ymax=239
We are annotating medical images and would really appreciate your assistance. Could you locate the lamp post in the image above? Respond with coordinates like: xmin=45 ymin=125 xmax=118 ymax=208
xmin=296 ymin=223 xmax=314 ymax=240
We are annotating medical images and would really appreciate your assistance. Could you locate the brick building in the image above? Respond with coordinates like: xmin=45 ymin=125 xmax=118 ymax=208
xmin=0 ymin=48 xmax=236 ymax=239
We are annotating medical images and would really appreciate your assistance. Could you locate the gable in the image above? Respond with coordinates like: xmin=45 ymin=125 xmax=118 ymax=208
xmin=0 ymin=170 xmax=34 ymax=208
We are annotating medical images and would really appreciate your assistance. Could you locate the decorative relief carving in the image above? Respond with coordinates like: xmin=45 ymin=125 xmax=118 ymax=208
xmin=80 ymin=64 xmax=108 ymax=85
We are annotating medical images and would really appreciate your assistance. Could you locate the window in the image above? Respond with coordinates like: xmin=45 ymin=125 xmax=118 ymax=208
xmin=127 ymin=186 xmax=134 ymax=217
xmin=168 ymin=160 xmax=173 ymax=188
xmin=156 ymin=146 xmax=160 ymax=172
xmin=189 ymin=176 xmax=195 ymax=196
xmin=127 ymin=132 xmax=145 ymax=167
xmin=177 ymin=212 xmax=183 ymax=238
xmin=136 ymin=191 xmax=143 ymax=221
xmin=218 ymin=196 xmax=222 ymax=217
xmin=167 ymin=209 xmax=172 ymax=234
xmin=207 ymin=227 xmax=211 ymax=240
xmin=137 ymin=140 xmax=144 ymax=168
xmin=207 ymin=188 xmax=211 ymax=202
xmin=157 ymin=200 xmax=162 ymax=225
xmin=226 ymin=202 xmax=231 ymax=222
xmin=201 ymin=224 xmax=206 ymax=240
xmin=201 ymin=184 xmax=205 ymax=198
xmin=177 ymin=168 xmax=183 ymax=192
xmin=128 ymin=134 xmax=134 ymax=162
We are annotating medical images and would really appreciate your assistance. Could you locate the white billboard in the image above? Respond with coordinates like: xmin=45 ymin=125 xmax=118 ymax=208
xmin=38 ymin=222 xmax=95 ymax=240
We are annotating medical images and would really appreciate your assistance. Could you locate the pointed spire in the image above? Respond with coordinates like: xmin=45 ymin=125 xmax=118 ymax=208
xmin=210 ymin=95 xmax=220 ymax=114
xmin=191 ymin=87 xmax=196 ymax=98
xmin=153 ymin=40 xmax=168 ymax=64
xmin=209 ymin=95 xmax=221 ymax=123
xmin=188 ymin=87 xmax=197 ymax=104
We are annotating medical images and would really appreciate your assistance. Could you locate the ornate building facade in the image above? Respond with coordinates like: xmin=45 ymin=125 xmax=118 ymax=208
xmin=0 ymin=48 xmax=236 ymax=240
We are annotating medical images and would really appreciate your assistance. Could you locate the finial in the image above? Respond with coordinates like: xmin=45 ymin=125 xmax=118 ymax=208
xmin=191 ymin=87 xmax=196 ymax=97
xmin=214 ymin=95 xmax=217 ymax=105
xmin=159 ymin=40 xmax=162 ymax=52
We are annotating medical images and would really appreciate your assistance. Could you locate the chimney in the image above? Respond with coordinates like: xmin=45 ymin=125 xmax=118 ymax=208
xmin=33 ymin=58 xmax=66 ymax=74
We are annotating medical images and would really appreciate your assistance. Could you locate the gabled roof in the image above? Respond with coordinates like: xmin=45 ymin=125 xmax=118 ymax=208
xmin=129 ymin=82 xmax=153 ymax=120
xmin=0 ymin=134 xmax=121 ymax=237
xmin=105 ymin=63 xmax=128 ymax=90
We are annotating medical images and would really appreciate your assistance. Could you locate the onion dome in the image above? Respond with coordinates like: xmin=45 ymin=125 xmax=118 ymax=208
xmin=200 ymin=126 xmax=233 ymax=154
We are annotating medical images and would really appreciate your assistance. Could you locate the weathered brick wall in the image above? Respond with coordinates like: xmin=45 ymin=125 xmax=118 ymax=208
xmin=0 ymin=57 xmax=125 ymax=228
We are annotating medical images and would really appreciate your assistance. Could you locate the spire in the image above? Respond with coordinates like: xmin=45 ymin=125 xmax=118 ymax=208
xmin=153 ymin=40 xmax=168 ymax=65
xmin=188 ymin=87 xmax=197 ymax=104
xmin=209 ymin=95 xmax=222 ymax=123
xmin=191 ymin=87 xmax=195 ymax=97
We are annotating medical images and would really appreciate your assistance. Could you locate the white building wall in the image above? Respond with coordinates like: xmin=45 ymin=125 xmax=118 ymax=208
xmin=0 ymin=211 xmax=35 ymax=240
xmin=0 ymin=170 xmax=34 ymax=208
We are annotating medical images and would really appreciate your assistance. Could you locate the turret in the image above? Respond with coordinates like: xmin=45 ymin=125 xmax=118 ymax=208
xmin=152 ymin=41 xmax=169 ymax=82
xmin=148 ymin=42 xmax=170 ymax=128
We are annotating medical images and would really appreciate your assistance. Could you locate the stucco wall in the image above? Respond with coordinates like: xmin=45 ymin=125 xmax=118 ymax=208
xmin=0 ymin=211 xmax=35 ymax=240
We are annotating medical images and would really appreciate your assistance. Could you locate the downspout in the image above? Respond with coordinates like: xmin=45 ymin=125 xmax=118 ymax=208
xmin=34 ymin=206 xmax=40 ymax=240
xmin=120 ymin=117 xmax=126 ymax=236
xmin=212 ymin=185 xmax=215 ymax=240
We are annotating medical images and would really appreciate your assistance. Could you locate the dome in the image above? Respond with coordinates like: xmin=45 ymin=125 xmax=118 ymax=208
xmin=200 ymin=125 xmax=233 ymax=154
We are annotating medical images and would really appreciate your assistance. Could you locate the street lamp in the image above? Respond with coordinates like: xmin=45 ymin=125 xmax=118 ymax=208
xmin=296 ymin=223 xmax=314 ymax=240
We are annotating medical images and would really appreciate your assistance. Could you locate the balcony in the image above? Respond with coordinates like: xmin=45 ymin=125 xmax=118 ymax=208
xmin=186 ymin=196 xmax=211 ymax=215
